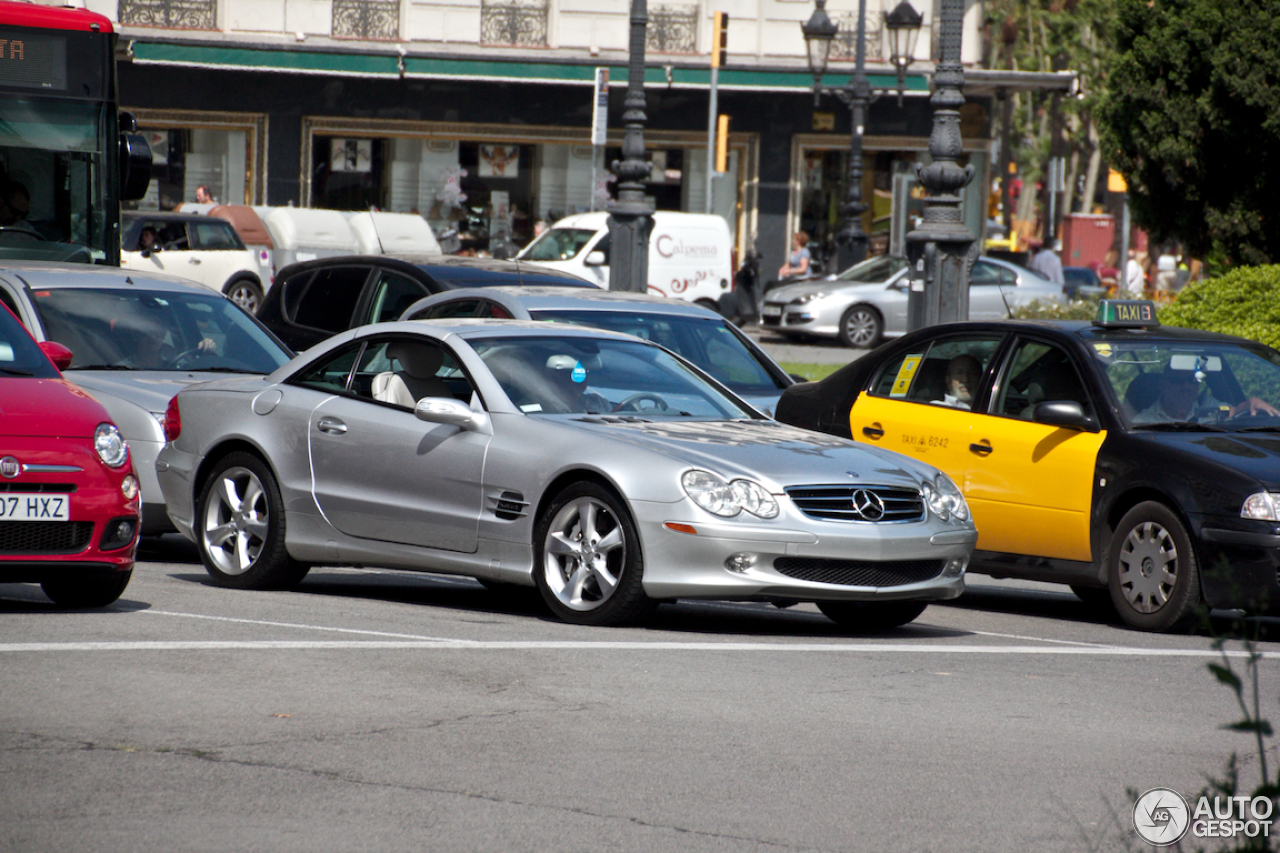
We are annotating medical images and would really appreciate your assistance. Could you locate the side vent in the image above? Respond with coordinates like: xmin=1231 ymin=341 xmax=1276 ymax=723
xmin=489 ymin=490 xmax=529 ymax=521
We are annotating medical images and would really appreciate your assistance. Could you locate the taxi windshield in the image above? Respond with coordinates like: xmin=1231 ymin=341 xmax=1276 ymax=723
xmin=471 ymin=334 xmax=758 ymax=419
xmin=1095 ymin=339 xmax=1280 ymax=429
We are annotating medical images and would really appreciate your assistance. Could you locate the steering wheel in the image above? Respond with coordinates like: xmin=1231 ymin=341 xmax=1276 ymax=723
xmin=0 ymin=226 xmax=46 ymax=242
xmin=171 ymin=347 xmax=208 ymax=370
xmin=614 ymin=392 xmax=671 ymax=413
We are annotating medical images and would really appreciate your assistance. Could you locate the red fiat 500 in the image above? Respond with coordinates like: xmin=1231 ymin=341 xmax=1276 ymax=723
xmin=0 ymin=305 xmax=140 ymax=606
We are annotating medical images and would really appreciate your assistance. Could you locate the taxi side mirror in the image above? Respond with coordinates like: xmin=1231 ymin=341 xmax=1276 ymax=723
xmin=1033 ymin=400 xmax=1095 ymax=431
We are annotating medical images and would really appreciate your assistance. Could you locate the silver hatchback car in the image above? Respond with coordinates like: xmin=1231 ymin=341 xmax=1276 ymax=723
xmin=762 ymin=255 xmax=1065 ymax=349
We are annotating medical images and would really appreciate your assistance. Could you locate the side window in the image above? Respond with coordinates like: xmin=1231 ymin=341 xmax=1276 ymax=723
xmin=291 ymin=266 xmax=371 ymax=332
xmin=870 ymin=336 xmax=1003 ymax=410
xmin=997 ymin=339 xmax=1091 ymax=421
xmin=423 ymin=299 xmax=484 ymax=320
xmin=366 ymin=271 xmax=431 ymax=324
xmin=191 ymin=222 xmax=244 ymax=251
xmin=970 ymin=261 xmax=999 ymax=286
xmin=295 ymin=343 xmax=361 ymax=394
xmin=359 ymin=338 xmax=474 ymax=407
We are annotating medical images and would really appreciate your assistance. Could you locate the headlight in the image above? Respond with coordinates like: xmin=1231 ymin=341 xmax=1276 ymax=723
xmin=682 ymin=470 xmax=779 ymax=519
xmin=94 ymin=423 xmax=128 ymax=468
xmin=793 ymin=292 xmax=826 ymax=305
xmin=923 ymin=474 xmax=969 ymax=523
xmin=1242 ymin=492 xmax=1280 ymax=520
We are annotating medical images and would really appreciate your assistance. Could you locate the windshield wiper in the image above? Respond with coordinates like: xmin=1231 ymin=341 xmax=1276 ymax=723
xmin=69 ymin=364 xmax=134 ymax=371
xmin=0 ymin=367 xmax=33 ymax=376
xmin=1136 ymin=421 xmax=1229 ymax=432
xmin=1232 ymin=425 xmax=1280 ymax=433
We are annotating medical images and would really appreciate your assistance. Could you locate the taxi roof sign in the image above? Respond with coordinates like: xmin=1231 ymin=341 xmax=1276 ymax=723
xmin=1094 ymin=299 xmax=1159 ymax=329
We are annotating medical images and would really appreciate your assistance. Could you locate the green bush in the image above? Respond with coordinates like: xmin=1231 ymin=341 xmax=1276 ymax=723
xmin=1160 ymin=266 xmax=1280 ymax=349
xmin=1010 ymin=298 xmax=1100 ymax=321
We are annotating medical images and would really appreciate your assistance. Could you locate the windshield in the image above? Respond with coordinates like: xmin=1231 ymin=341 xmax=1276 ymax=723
xmin=519 ymin=228 xmax=598 ymax=262
xmin=832 ymin=254 xmax=908 ymax=283
xmin=472 ymin=334 xmax=758 ymax=419
xmin=532 ymin=309 xmax=784 ymax=397
xmin=32 ymin=287 xmax=292 ymax=373
xmin=0 ymin=98 xmax=109 ymax=264
xmin=1096 ymin=339 xmax=1280 ymax=429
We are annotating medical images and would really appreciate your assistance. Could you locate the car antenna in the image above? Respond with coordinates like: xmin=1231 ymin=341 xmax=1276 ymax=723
xmin=368 ymin=204 xmax=385 ymax=254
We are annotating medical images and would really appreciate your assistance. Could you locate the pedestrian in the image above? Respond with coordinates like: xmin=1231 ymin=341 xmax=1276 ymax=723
xmin=1124 ymin=250 xmax=1145 ymax=297
xmin=1028 ymin=238 xmax=1064 ymax=284
xmin=777 ymin=231 xmax=810 ymax=280
xmin=195 ymin=185 xmax=214 ymax=204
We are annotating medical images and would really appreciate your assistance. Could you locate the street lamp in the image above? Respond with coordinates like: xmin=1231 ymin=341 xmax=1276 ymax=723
xmin=904 ymin=0 xmax=976 ymax=330
xmin=801 ymin=0 xmax=922 ymax=273
xmin=606 ymin=0 xmax=654 ymax=292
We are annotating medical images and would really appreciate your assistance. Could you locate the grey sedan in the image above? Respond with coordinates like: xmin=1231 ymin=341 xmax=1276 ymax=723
xmin=0 ymin=262 xmax=294 ymax=534
xmin=399 ymin=285 xmax=796 ymax=415
xmin=762 ymin=255 xmax=1064 ymax=349
xmin=156 ymin=320 xmax=975 ymax=628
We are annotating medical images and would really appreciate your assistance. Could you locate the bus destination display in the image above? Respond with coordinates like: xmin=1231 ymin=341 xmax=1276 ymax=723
xmin=0 ymin=28 xmax=68 ymax=91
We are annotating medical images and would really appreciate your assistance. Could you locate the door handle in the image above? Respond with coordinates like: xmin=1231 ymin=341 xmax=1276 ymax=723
xmin=862 ymin=424 xmax=885 ymax=439
xmin=969 ymin=442 xmax=993 ymax=456
xmin=189 ymin=257 xmax=201 ymax=264
xmin=317 ymin=417 xmax=347 ymax=435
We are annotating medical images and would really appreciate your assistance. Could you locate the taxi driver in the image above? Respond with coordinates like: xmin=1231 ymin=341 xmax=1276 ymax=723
xmin=1135 ymin=362 xmax=1280 ymax=424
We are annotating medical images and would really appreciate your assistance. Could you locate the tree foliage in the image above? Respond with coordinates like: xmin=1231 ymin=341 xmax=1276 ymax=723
xmin=1097 ymin=0 xmax=1280 ymax=266
xmin=1159 ymin=265 xmax=1280 ymax=349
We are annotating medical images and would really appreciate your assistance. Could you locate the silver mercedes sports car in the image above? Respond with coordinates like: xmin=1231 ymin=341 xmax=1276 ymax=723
xmin=156 ymin=319 xmax=975 ymax=628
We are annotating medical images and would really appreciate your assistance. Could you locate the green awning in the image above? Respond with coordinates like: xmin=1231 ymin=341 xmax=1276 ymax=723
xmin=129 ymin=40 xmax=929 ymax=93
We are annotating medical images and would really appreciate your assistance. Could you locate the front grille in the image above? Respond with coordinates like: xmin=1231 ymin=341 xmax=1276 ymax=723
xmin=0 ymin=521 xmax=94 ymax=554
xmin=785 ymin=485 xmax=924 ymax=522
xmin=774 ymin=558 xmax=945 ymax=587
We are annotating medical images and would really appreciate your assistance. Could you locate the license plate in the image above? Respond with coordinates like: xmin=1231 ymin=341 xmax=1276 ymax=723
xmin=762 ymin=305 xmax=782 ymax=317
xmin=0 ymin=494 xmax=70 ymax=521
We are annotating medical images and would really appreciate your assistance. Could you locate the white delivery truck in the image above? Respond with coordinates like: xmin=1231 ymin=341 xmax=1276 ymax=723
xmin=516 ymin=211 xmax=734 ymax=308
xmin=345 ymin=210 xmax=443 ymax=255
xmin=259 ymin=207 xmax=360 ymax=271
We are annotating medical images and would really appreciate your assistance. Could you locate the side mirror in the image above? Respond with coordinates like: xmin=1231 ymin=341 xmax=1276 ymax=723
xmin=39 ymin=340 xmax=73 ymax=371
xmin=415 ymin=396 xmax=480 ymax=429
xmin=1033 ymin=400 xmax=1094 ymax=431
xmin=584 ymin=250 xmax=607 ymax=266
xmin=119 ymin=133 xmax=153 ymax=202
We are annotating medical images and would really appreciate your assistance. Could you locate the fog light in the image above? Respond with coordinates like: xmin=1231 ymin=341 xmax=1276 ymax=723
xmin=121 ymin=474 xmax=139 ymax=501
xmin=942 ymin=555 xmax=968 ymax=578
xmin=100 ymin=517 xmax=138 ymax=552
xmin=725 ymin=552 xmax=757 ymax=573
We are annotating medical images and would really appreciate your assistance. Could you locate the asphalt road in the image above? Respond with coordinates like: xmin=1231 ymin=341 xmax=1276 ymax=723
xmin=4 ymin=535 xmax=1277 ymax=853
xmin=744 ymin=324 xmax=867 ymax=368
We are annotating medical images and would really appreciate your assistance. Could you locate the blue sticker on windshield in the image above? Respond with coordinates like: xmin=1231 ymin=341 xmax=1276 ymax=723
xmin=572 ymin=363 xmax=587 ymax=383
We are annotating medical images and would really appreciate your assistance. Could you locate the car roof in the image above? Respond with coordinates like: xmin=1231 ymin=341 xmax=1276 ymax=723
xmin=386 ymin=317 xmax=654 ymax=343
xmin=410 ymin=285 xmax=721 ymax=317
xmin=121 ymin=211 xmax=215 ymax=225
xmin=900 ymin=317 xmax=1262 ymax=348
xmin=0 ymin=261 xmax=227 ymax=293
xmin=275 ymin=254 xmax=595 ymax=286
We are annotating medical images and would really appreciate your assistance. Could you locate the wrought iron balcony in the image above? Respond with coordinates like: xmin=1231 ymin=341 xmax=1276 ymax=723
xmin=481 ymin=0 xmax=549 ymax=47
xmin=333 ymin=0 xmax=400 ymax=40
xmin=118 ymin=0 xmax=216 ymax=30
xmin=830 ymin=11 xmax=883 ymax=62
xmin=646 ymin=4 xmax=697 ymax=54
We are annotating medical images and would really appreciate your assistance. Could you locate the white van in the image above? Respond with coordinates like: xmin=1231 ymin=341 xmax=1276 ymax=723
xmin=345 ymin=210 xmax=442 ymax=255
xmin=517 ymin=211 xmax=733 ymax=308
xmin=259 ymin=207 xmax=359 ymax=271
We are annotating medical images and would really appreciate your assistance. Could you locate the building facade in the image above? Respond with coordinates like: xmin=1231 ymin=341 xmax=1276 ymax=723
xmin=92 ymin=0 xmax=1006 ymax=276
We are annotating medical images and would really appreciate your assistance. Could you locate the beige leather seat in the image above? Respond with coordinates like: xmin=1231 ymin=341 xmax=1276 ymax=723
xmin=372 ymin=342 xmax=451 ymax=407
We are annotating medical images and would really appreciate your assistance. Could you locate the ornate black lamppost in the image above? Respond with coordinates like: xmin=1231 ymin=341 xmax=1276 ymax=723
xmin=905 ymin=0 xmax=976 ymax=329
xmin=606 ymin=0 xmax=654 ymax=292
xmin=801 ymin=0 xmax=922 ymax=272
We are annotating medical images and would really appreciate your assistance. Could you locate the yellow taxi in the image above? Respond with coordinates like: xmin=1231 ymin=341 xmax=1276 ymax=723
xmin=776 ymin=301 xmax=1280 ymax=632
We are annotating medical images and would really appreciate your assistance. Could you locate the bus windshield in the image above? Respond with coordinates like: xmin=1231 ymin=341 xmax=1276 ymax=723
xmin=0 ymin=97 xmax=109 ymax=264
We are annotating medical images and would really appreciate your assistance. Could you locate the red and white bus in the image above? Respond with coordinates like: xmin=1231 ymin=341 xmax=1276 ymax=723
xmin=0 ymin=0 xmax=150 ymax=265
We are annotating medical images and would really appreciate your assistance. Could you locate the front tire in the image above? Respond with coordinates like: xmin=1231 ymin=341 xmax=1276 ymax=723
xmin=817 ymin=600 xmax=927 ymax=631
xmin=224 ymin=277 xmax=265 ymax=313
xmin=534 ymin=482 xmax=654 ymax=626
xmin=1107 ymin=502 xmax=1201 ymax=632
xmin=41 ymin=569 xmax=132 ymax=607
xmin=197 ymin=452 xmax=308 ymax=590
xmin=838 ymin=305 xmax=883 ymax=349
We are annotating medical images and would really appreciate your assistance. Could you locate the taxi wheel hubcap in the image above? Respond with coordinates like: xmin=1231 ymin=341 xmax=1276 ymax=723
xmin=202 ymin=466 xmax=269 ymax=576
xmin=1117 ymin=521 xmax=1177 ymax=614
xmin=542 ymin=497 xmax=625 ymax=612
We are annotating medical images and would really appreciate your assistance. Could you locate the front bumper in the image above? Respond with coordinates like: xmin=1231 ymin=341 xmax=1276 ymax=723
xmin=760 ymin=304 xmax=839 ymax=338
xmin=633 ymin=499 xmax=974 ymax=602
xmin=1197 ymin=518 xmax=1280 ymax=612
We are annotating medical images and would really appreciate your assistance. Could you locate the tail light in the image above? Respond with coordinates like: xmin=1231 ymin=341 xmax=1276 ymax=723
xmin=163 ymin=394 xmax=182 ymax=442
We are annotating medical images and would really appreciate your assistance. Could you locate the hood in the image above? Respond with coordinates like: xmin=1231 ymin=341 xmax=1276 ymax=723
xmin=562 ymin=417 xmax=933 ymax=490
xmin=1146 ymin=431 xmax=1280 ymax=489
xmin=0 ymin=377 xmax=110 ymax=438
xmin=67 ymin=370 xmax=227 ymax=416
